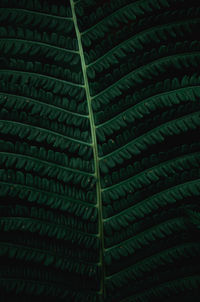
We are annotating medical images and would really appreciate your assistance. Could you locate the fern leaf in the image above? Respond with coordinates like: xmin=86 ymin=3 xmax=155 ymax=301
xmin=0 ymin=0 xmax=200 ymax=301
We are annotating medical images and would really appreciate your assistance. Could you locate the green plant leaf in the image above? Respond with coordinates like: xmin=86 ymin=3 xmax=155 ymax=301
xmin=0 ymin=0 xmax=200 ymax=301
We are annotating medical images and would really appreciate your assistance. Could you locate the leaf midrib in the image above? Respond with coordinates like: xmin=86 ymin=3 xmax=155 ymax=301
xmin=70 ymin=0 xmax=105 ymax=297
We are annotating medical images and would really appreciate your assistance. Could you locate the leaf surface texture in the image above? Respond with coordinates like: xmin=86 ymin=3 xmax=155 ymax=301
xmin=0 ymin=0 xmax=200 ymax=301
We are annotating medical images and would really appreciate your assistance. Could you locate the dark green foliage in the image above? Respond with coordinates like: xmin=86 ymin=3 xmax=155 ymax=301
xmin=0 ymin=0 xmax=200 ymax=301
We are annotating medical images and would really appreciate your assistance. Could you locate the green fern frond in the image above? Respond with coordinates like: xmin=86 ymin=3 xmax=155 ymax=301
xmin=0 ymin=0 xmax=200 ymax=301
